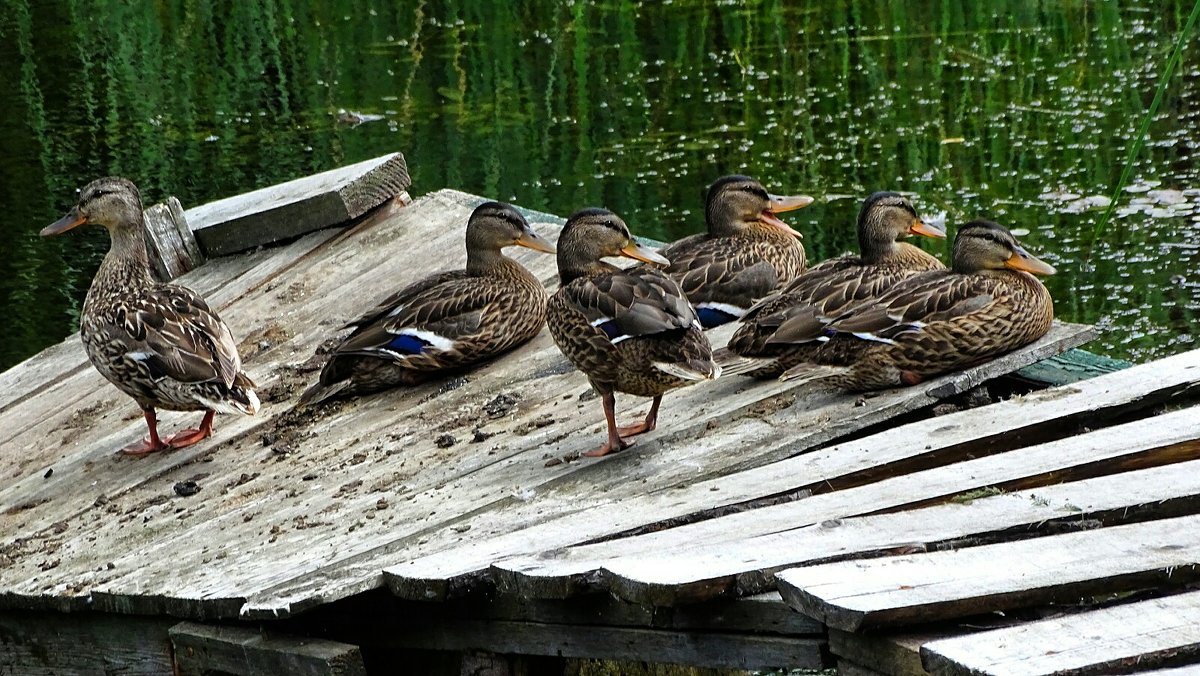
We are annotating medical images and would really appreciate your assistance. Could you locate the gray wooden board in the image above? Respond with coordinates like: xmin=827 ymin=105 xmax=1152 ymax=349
xmin=578 ymin=410 xmax=1200 ymax=606
xmin=489 ymin=359 xmax=1200 ymax=601
xmin=188 ymin=152 xmax=410 ymax=256
xmin=0 ymin=188 xmax=1094 ymax=624
xmin=371 ymin=617 xmax=826 ymax=671
xmin=0 ymin=609 xmax=177 ymax=675
xmin=919 ymin=590 xmax=1200 ymax=676
xmin=170 ymin=621 xmax=367 ymax=676
xmin=776 ymin=512 xmax=1200 ymax=632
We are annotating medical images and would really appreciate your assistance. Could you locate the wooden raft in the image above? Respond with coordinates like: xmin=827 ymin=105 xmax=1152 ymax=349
xmin=0 ymin=177 xmax=1142 ymax=673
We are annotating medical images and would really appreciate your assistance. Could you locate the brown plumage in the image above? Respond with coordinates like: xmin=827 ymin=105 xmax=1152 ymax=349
xmin=727 ymin=192 xmax=946 ymax=377
xmin=780 ymin=220 xmax=1056 ymax=391
xmin=548 ymin=208 xmax=718 ymax=457
xmin=300 ymin=202 xmax=556 ymax=404
xmin=659 ymin=175 xmax=814 ymax=328
xmin=40 ymin=177 xmax=258 ymax=455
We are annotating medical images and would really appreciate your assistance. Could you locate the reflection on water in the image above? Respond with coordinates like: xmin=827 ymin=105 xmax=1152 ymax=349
xmin=0 ymin=0 xmax=1197 ymax=370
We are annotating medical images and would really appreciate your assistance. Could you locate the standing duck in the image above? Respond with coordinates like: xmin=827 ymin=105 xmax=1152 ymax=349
xmin=548 ymin=208 xmax=718 ymax=457
xmin=780 ymin=220 xmax=1056 ymax=390
xmin=660 ymin=175 xmax=814 ymax=328
xmin=727 ymin=192 xmax=946 ymax=376
xmin=40 ymin=177 xmax=259 ymax=455
xmin=300 ymin=202 xmax=556 ymax=404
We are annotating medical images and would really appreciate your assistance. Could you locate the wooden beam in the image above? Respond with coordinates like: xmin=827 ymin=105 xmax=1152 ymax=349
xmin=829 ymin=629 xmax=933 ymax=676
xmin=372 ymin=618 xmax=826 ymax=671
xmin=777 ymin=512 xmax=1200 ymax=632
xmin=919 ymin=590 xmax=1200 ymax=675
xmin=143 ymin=196 xmax=204 ymax=281
xmin=187 ymin=152 xmax=410 ymax=256
xmin=170 ymin=621 xmax=367 ymax=676
xmin=0 ymin=609 xmax=176 ymax=675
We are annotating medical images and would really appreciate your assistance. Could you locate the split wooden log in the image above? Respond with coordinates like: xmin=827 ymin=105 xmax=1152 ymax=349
xmin=143 ymin=196 xmax=203 ymax=281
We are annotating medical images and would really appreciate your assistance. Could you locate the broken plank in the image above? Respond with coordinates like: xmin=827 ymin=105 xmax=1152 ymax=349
xmin=920 ymin=590 xmax=1200 ymax=676
xmin=596 ymin=427 xmax=1200 ymax=606
xmin=491 ymin=374 xmax=1200 ymax=602
xmin=170 ymin=621 xmax=367 ymax=676
xmin=187 ymin=152 xmax=410 ymax=256
xmin=777 ymin=512 xmax=1200 ymax=632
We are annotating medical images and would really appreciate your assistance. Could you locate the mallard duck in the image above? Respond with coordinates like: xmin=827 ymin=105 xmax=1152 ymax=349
xmin=548 ymin=208 xmax=718 ymax=457
xmin=300 ymin=202 xmax=556 ymax=404
xmin=40 ymin=177 xmax=259 ymax=455
xmin=727 ymin=192 xmax=946 ymax=377
xmin=660 ymin=175 xmax=814 ymax=328
xmin=780 ymin=220 xmax=1056 ymax=390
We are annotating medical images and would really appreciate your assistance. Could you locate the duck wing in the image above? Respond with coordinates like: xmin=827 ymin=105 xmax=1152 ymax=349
xmin=827 ymin=272 xmax=995 ymax=343
xmin=119 ymin=284 xmax=241 ymax=387
xmin=563 ymin=267 xmax=699 ymax=344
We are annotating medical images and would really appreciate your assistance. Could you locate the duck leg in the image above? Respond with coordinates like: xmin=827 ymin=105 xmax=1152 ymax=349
xmin=616 ymin=395 xmax=661 ymax=438
xmin=582 ymin=392 xmax=631 ymax=458
xmin=122 ymin=408 xmax=171 ymax=456
xmin=164 ymin=410 xmax=216 ymax=448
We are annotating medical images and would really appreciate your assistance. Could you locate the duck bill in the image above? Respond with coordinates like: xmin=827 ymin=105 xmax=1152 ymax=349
xmin=909 ymin=219 xmax=946 ymax=239
xmin=1005 ymin=246 xmax=1056 ymax=275
xmin=620 ymin=241 xmax=670 ymax=266
xmin=515 ymin=229 xmax=556 ymax=254
xmin=761 ymin=194 xmax=813 ymax=239
xmin=40 ymin=208 xmax=87 ymax=237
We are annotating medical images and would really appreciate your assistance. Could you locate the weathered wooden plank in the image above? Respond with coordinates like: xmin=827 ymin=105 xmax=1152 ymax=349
xmin=372 ymin=618 xmax=826 ymax=670
xmin=491 ymin=386 xmax=1200 ymax=602
xmin=187 ymin=152 xmax=410 ymax=256
xmin=0 ymin=609 xmax=176 ymax=675
xmin=600 ymin=425 xmax=1200 ymax=605
xmin=144 ymin=196 xmax=204 ymax=281
xmin=920 ymin=591 xmax=1200 ymax=676
xmin=170 ymin=621 xmax=367 ymax=676
xmin=777 ymin=512 xmax=1200 ymax=632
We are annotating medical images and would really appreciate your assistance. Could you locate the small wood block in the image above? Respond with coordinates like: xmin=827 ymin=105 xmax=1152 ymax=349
xmin=777 ymin=510 xmax=1200 ymax=632
xmin=143 ymin=196 xmax=203 ymax=281
xmin=187 ymin=152 xmax=411 ymax=256
xmin=920 ymin=590 xmax=1200 ymax=675
xmin=170 ymin=621 xmax=367 ymax=676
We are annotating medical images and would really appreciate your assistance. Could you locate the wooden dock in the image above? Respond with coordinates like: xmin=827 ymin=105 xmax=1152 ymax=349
xmin=2 ymin=156 xmax=1196 ymax=675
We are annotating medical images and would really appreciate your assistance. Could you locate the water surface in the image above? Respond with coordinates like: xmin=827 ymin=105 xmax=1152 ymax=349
xmin=1 ymin=0 xmax=1197 ymax=370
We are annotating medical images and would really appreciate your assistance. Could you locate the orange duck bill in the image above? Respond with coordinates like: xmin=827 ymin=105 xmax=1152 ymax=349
xmin=40 ymin=207 xmax=87 ymax=237
xmin=909 ymin=218 xmax=947 ymax=239
xmin=619 ymin=240 xmax=670 ymax=266
xmin=760 ymin=193 xmax=814 ymax=238
xmin=1005 ymin=244 xmax=1057 ymax=275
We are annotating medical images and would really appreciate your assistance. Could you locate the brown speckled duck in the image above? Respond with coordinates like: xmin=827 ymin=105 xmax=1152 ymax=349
xmin=728 ymin=192 xmax=946 ymax=377
xmin=548 ymin=208 xmax=718 ymax=457
xmin=41 ymin=177 xmax=259 ymax=455
xmin=780 ymin=220 xmax=1056 ymax=390
xmin=300 ymin=202 xmax=556 ymax=404
xmin=660 ymin=175 xmax=813 ymax=327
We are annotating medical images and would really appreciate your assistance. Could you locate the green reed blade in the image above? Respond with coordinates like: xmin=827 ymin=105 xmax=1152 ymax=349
xmin=1087 ymin=0 xmax=1200 ymax=260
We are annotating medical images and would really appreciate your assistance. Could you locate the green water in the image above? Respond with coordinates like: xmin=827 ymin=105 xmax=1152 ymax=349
xmin=1 ymin=0 xmax=1197 ymax=371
